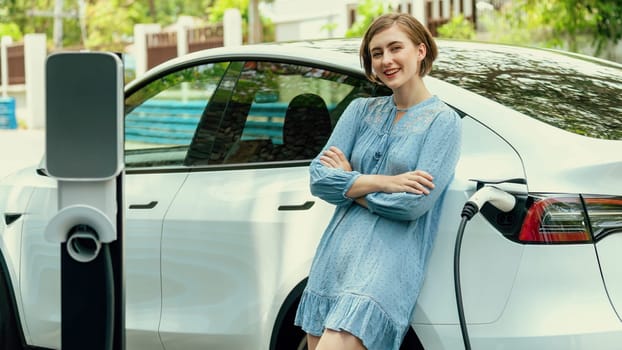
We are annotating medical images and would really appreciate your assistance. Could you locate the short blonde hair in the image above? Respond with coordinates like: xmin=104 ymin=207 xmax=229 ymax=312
xmin=360 ymin=13 xmax=438 ymax=83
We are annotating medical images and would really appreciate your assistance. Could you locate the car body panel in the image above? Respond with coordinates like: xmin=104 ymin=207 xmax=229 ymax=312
xmin=416 ymin=245 xmax=622 ymax=349
xmin=413 ymin=114 xmax=527 ymax=326
xmin=595 ymin=235 xmax=622 ymax=322
xmin=159 ymin=165 xmax=329 ymax=349
xmin=0 ymin=166 xmax=41 ymax=344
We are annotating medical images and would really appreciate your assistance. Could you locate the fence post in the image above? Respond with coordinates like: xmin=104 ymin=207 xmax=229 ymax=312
xmin=452 ymin=0 xmax=461 ymax=17
xmin=133 ymin=24 xmax=161 ymax=78
xmin=411 ymin=0 xmax=425 ymax=25
xmin=442 ymin=0 xmax=450 ymax=22
xmin=24 ymin=33 xmax=47 ymax=129
xmin=224 ymin=8 xmax=243 ymax=47
xmin=176 ymin=16 xmax=195 ymax=57
xmin=177 ymin=26 xmax=188 ymax=58
xmin=1 ymin=36 xmax=13 ymax=98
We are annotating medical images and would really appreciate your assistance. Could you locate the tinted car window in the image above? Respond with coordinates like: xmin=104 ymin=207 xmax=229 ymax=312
xmin=124 ymin=62 xmax=229 ymax=168
xmin=431 ymin=42 xmax=622 ymax=140
xmin=185 ymin=60 xmax=388 ymax=166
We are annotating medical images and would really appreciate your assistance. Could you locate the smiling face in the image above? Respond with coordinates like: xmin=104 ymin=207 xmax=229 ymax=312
xmin=368 ymin=24 xmax=426 ymax=91
xmin=360 ymin=13 xmax=438 ymax=86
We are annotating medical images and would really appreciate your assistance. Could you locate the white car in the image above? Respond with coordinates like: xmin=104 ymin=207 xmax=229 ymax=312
xmin=1 ymin=38 xmax=621 ymax=350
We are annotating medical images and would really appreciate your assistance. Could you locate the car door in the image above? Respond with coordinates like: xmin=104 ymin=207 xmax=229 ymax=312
xmin=157 ymin=60 xmax=380 ymax=349
xmin=123 ymin=62 xmax=229 ymax=349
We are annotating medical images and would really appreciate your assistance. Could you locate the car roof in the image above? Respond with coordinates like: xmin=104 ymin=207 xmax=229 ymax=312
xmin=126 ymin=39 xmax=365 ymax=91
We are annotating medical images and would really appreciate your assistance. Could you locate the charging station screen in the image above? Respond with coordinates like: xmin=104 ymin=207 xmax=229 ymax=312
xmin=46 ymin=52 xmax=123 ymax=180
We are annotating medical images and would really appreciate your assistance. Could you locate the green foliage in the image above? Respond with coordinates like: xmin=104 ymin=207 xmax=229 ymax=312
xmin=437 ymin=14 xmax=475 ymax=40
xmin=209 ymin=0 xmax=249 ymax=22
xmin=261 ymin=15 xmax=275 ymax=42
xmin=321 ymin=22 xmax=338 ymax=37
xmin=150 ymin=0 xmax=213 ymax=24
xmin=208 ymin=0 xmax=274 ymax=43
xmin=345 ymin=0 xmax=388 ymax=38
xmin=0 ymin=22 xmax=22 ymax=40
xmin=86 ymin=0 xmax=150 ymax=51
xmin=502 ymin=0 xmax=622 ymax=55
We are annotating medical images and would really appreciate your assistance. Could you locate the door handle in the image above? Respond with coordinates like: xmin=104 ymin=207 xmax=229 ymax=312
xmin=129 ymin=201 xmax=158 ymax=209
xmin=278 ymin=201 xmax=315 ymax=211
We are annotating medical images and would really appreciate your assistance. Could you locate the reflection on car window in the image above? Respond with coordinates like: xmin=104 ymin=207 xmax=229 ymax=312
xmin=185 ymin=61 xmax=245 ymax=165
xmin=124 ymin=62 xmax=229 ymax=168
xmin=185 ymin=60 xmax=388 ymax=166
xmin=431 ymin=42 xmax=622 ymax=140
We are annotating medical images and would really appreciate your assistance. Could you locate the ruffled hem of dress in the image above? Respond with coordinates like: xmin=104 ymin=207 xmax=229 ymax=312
xmin=294 ymin=289 xmax=406 ymax=350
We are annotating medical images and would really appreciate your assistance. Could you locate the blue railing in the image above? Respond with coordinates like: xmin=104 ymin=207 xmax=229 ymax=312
xmin=125 ymin=100 xmax=290 ymax=145
xmin=0 ymin=97 xmax=17 ymax=129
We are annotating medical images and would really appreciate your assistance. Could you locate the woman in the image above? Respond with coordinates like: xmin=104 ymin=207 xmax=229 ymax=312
xmin=294 ymin=13 xmax=462 ymax=350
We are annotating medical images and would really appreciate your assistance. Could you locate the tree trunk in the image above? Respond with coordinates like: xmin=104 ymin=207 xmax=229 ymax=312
xmin=248 ymin=0 xmax=262 ymax=43
xmin=148 ymin=0 xmax=157 ymax=21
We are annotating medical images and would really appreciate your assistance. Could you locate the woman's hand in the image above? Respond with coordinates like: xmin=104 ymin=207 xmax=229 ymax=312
xmin=321 ymin=146 xmax=434 ymax=197
xmin=382 ymin=170 xmax=435 ymax=195
xmin=320 ymin=146 xmax=352 ymax=172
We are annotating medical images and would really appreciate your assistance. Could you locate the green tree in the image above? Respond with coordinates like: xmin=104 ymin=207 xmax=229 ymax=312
xmin=0 ymin=0 xmax=217 ymax=49
xmin=0 ymin=22 xmax=22 ymax=40
xmin=514 ymin=0 xmax=622 ymax=55
xmin=437 ymin=14 xmax=476 ymax=40
xmin=345 ymin=0 xmax=387 ymax=38
xmin=144 ymin=0 xmax=214 ymax=25
xmin=208 ymin=0 xmax=274 ymax=43
xmin=1 ymin=0 xmax=53 ymax=43
xmin=86 ymin=0 xmax=150 ymax=51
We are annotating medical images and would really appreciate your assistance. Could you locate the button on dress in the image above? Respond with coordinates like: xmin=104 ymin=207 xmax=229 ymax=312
xmin=294 ymin=95 xmax=462 ymax=350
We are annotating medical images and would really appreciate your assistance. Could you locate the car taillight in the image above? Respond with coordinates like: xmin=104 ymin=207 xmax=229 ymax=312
xmin=519 ymin=196 xmax=592 ymax=243
xmin=583 ymin=196 xmax=622 ymax=241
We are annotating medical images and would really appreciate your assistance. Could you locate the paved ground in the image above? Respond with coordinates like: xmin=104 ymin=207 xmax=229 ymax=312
xmin=0 ymin=129 xmax=45 ymax=179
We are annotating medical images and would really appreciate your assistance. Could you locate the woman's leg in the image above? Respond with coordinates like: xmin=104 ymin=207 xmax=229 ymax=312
xmin=307 ymin=334 xmax=321 ymax=350
xmin=316 ymin=329 xmax=367 ymax=350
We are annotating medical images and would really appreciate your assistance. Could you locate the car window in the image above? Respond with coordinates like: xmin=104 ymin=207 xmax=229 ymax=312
xmin=124 ymin=62 xmax=229 ymax=168
xmin=184 ymin=60 xmax=389 ymax=166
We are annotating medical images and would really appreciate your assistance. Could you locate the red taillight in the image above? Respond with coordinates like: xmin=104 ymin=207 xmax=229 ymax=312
xmin=519 ymin=196 xmax=592 ymax=243
xmin=583 ymin=196 xmax=622 ymax=241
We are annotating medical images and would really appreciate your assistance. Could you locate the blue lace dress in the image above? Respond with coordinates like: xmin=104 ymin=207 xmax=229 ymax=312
xmin=294 ymin=95 xmax=462 ymax=350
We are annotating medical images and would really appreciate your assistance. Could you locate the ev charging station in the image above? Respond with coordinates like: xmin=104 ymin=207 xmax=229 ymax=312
xmin=44 ymin=52 xmax=125 ymax=350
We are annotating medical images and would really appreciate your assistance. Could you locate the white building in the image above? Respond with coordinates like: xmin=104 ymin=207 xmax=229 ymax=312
xmin=266 ymin=0 xmax=476 ymax=42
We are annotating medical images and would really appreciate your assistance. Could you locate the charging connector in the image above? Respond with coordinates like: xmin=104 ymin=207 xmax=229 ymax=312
xmin=463 ymin=185 xmax=517 ymax=220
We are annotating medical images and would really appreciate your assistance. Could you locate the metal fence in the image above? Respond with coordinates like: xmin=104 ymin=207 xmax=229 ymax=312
xmin=5 ymin=43 xmax=25 ymax=85
xmin=146 ymin=23 xmax=224 ymax=70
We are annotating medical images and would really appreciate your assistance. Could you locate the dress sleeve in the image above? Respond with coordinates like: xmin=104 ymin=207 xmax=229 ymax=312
xmin=365 ymin=109 xmax=462 ymax=221
xmin=309 ymin=98 xmax=366 ymax=206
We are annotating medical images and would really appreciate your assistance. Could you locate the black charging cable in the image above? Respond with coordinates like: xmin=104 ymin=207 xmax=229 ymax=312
xmin=454 ymin=202 xmax=479 ymax=350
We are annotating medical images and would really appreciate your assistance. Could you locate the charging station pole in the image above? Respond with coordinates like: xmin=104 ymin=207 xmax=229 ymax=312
xmin=44 ymin=52 xmax=125 ymax=350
